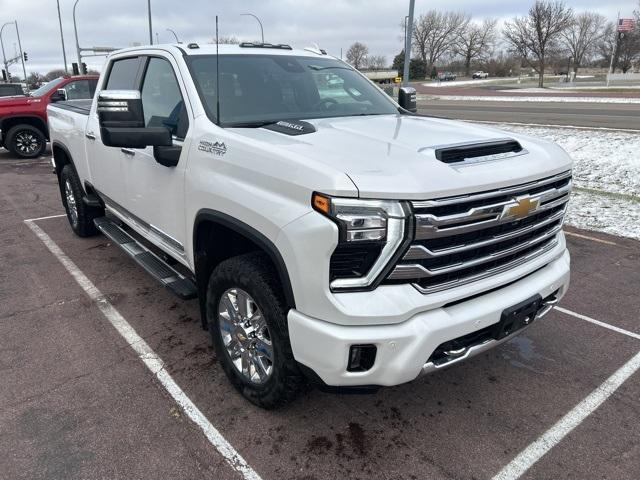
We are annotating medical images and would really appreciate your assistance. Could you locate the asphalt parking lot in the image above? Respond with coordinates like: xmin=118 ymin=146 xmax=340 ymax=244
xmin=1 ymin=151 xmax=639 ymax=480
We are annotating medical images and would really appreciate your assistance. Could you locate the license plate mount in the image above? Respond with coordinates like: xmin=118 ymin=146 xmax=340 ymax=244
xmin=494 ymin=294 xmax=542 ymax=340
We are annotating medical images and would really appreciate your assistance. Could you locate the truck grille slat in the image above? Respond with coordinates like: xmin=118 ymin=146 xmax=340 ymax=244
xmin=387 ymin=171 xmax=572 ymax=294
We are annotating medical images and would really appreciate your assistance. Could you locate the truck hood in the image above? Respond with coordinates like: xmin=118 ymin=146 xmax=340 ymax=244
xmin=231 ymin=114 xmax=572 ymax=200
xmin=0 ymin=95 xmax=42 ymax=108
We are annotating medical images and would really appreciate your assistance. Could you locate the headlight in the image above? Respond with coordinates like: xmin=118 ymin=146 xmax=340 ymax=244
xmin=312 ymin=193 xmax=412 ymax=291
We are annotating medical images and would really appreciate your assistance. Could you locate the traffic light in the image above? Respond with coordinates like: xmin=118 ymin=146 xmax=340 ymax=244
xmin=81 ymin=62 xmax=87 ymax=74
xmin=1 ymin=69 xmax=6 ymax=82
xmin=23 ymin=52 xmax=28 ymax=62
xmin=72 ymin=62 xmax=79 ymax=75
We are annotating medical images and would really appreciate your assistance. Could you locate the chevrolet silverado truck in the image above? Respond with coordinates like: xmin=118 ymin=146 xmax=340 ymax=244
xmin=0 ymin=75 xmax=98 ymax=158
xmin=47 ymin=43 xmax=572 ymax=408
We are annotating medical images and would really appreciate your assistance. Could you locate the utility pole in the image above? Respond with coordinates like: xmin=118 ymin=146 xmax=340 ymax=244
xmin=147 ymin=0 xmax=153 ymax=45
xmin=56 ymin=0 xmax=68 ymax=73
xmin=403 ymin=0 xmax=415 ymax=86
xmin=0 ymin=23 xmax=11 ymax=83
xmin=240 ymin=13 xmax=264 ymax=43
xmin=15 ymin=21 xmax=27 ymax=89
xmin=155 ymin=32 xmax=159 ymax=45
xmin=73 ymin=0 xmax=82 ymax=70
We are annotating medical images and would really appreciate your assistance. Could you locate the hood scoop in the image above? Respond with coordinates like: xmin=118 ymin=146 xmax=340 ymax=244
xmin=425 ymin=138 xmax=525 ymax=165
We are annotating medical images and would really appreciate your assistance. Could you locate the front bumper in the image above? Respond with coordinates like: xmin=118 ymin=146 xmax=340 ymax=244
xmin=288 ymin=248 xmax=570 ymax=387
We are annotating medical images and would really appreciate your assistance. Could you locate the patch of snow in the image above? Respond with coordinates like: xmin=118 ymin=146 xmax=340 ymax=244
xmin=564 ymin=190 xmax=640 ymax=240
xmin=419 ymin=94 xmax=640 ymax=104
xmin=421 ymin=77 xmax=511 ymax=88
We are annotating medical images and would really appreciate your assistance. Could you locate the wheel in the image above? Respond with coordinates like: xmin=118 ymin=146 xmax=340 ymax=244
xmin=6 ymin=124 xmax=46 ymax=158
xmin=60 ymin=164 xmax=101 ymax=237
xmin=206 ymin=252 xmax=306 ymax=408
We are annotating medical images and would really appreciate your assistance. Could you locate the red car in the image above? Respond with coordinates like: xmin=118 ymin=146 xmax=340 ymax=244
xmin=0 ymin=75 xmax=98 ymax=158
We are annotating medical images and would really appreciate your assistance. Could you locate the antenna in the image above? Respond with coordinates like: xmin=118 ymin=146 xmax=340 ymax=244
xmin=215 ymin=15 xmax=221 ymax=125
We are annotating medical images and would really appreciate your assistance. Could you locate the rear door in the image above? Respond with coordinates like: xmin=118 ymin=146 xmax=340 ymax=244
xmin=86 ymin=56 xmax=144 ymax=206
xmin=120 ymin=54 xmax=192 ymax=261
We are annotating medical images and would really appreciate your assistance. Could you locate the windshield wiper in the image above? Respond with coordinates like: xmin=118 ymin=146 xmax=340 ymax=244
xmin=307 ymin=65 xmax=353 ymax=71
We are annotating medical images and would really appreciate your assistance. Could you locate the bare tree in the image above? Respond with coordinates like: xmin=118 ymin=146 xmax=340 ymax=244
xmin=503 ymin=1 xmax=574 ymax=87
xmin=561 ymin=12 xmax=606 ymax=74
xmin=455 ymin=18 xmax=497 ymax=76
xmin=211 ymin=35 xmax=240 ymax=44
xmin=599 ymin=18 xmax=640 ymax=73
xmin=346 ymin=42 xmax=369 ymax=70
xmin=365 ymin=55 xmax=387 ymax=70
xmin=45 ymin=69 xmax=67 ymax=81
xmin=412 ymin=11 xmax=470 ymax=71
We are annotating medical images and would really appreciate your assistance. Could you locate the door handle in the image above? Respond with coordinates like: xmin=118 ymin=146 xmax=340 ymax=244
xmin=85 ymin=131 xmax=96 ymax=140
xmin=121 ymin=148 xmax=136 ymax=156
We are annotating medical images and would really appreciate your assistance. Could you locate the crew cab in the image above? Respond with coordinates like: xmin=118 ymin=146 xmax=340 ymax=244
xmin=48 ymin=43 xmax=572 ymax=408
xmin=0 ymin=75 xmax=98 ymax=158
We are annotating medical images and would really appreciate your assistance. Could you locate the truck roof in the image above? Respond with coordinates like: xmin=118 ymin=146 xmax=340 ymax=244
xmin=110 ymin=43 xmax=335 ymax=60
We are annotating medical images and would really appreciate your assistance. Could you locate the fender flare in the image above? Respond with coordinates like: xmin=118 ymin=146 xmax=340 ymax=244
xmin=193 ymin=209 xmax=296 ymax=309
xmin=0 ymin=115 xmax=49 ymax=138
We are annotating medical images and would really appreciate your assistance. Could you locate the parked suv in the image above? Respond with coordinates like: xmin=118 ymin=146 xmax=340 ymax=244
xmin=438 ymin=71 xmax=457 ymax=81
xmin=0 ymin=75 xmax=98 ymax=158
xmin=48 ymin=44 xmax=571 ymax=408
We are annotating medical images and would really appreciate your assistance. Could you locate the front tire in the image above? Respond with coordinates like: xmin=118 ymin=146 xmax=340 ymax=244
xmin=206 ymin=252 xmax=306 ymax=409
xmin=6 ymin=124 xmax=46 ymax=158
xmin=60 ymin=164 xmax=101 ymax=237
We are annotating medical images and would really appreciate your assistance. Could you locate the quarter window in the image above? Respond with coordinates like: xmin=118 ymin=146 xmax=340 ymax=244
xmin=105 ymin=57 xmax=141 ymax=90
xmin=140 ymin=57 xmax=188 ymax=138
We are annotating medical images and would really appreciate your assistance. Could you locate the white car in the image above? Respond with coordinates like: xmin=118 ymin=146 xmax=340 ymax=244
xmin=48 ymin=43 xmax=571 ymax=408
xmin=473 ymin=71 xmax=489 ymax=79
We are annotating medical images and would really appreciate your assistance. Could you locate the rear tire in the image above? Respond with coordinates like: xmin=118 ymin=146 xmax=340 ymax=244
xmin=206 ymin=252 xmax=306 ymax=409
xmin=6 ymin=124 xmax=46 ymax=158
xmin=60 ymin=164 xmax=101 ymax=237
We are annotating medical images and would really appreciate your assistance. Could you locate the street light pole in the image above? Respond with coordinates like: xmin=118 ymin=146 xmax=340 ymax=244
xmin=147 ymin=0 xmax=153 ymax=45
xmin=73 ymin=0 xmax=82 ymax=71
xmin=0 ymin=23 xmax=11 ymax=82
xmin=166 ymin=28 xmax=180 ymax=43
xmin=14 ymin=21 xmax=28 ymax=90
xmin=155 ymin=32 xmax=159 ymax=45
xmin=403 ymin=0 xmax=415 ymax=86
xmin=56 ymin=0 xmax=68 ymax=73
xmin=240 ymin=13 xmax=264 ymax=43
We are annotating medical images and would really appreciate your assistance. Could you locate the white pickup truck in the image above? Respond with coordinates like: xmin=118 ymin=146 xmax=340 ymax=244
xmin=48 ymin=42 xmax=572 ymax=408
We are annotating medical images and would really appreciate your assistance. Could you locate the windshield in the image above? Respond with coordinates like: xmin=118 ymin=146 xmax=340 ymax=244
xmin=30 ymin=78 xmax=65 ymax=97
xmin=187 ymin=54 xmax=398 ymax=126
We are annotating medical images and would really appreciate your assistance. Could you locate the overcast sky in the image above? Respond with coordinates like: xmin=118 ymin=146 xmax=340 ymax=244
xmin=0 ymin=0 xmax=637 ymax=76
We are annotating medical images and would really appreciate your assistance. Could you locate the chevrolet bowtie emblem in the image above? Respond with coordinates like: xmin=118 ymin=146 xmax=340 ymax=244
xmin=504 ymin=196 xmax=540 ymax=219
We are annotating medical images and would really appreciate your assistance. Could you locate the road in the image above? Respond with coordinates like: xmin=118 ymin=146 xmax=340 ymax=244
xmin=418 ymin=99 xmax=640 ymax=130
xmin=1 ymin=151 xmax=640 ymax=480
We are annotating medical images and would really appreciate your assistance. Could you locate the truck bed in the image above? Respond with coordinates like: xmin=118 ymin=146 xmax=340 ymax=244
xmin=54 ymin=99 xmax=92 ymax=115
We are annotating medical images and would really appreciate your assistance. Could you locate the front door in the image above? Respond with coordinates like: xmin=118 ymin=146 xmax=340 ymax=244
xmin=87 ymin=56 xmax=143 ymax=205
xmin=121 ymin=55 xmax=192 ymax=263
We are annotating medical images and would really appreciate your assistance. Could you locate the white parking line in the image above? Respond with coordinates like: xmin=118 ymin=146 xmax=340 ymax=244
xmin=24 ymin=219 xmax=263 ymax=480
xmin=563 ymin=231 xmax=618 ymax=246
xmin=24 ymin=213 xmax=67 ymax=222
xmin=556 ymin=306 xmax=640 ymax=341
xmin=492 ymin=349 xmax=640 ymax=480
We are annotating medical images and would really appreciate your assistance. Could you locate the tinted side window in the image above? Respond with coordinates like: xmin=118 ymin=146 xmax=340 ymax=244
xmin=141 ymin=57 xmax=188 ymax=138
xmin=106 ymin=57 xmax=140 ymax=90
xmin=64 ymin=80 xmax=96 ymax=100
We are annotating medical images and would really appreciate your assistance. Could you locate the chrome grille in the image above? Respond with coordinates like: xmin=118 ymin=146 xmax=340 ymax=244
xmin=387 ymin=171 xmax=571 ymax=293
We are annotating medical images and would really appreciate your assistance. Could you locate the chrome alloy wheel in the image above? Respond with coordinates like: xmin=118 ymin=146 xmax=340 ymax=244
xmin=64 ymin=179 xmax=78 ymax=226
xmin=218 ymin=288 xmax=273 ymax=384
xmin=15 ymin=131 xmax=40 ymax=155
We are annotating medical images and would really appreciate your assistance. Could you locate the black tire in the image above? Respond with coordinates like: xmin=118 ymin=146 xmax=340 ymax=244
xmin=60 ymin=164 xmax=102 ymax=237
xmin=6 ymin=124 xmax=46 ymax=158
xmin=206 ymin=252 xmax=306 ymax=409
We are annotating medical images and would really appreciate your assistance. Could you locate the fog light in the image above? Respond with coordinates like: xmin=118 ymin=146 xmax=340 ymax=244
xmin=347 ymin=344 xmax=377 ymax=372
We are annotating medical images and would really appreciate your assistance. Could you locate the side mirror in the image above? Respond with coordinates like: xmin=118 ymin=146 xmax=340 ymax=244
xmin=51 ymin=88 xmax=67 ymax=102
xmin=97 ymin=90 xmax=172 ymax=148
xmin=398 ymin=86 xmax=417 ymax=113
